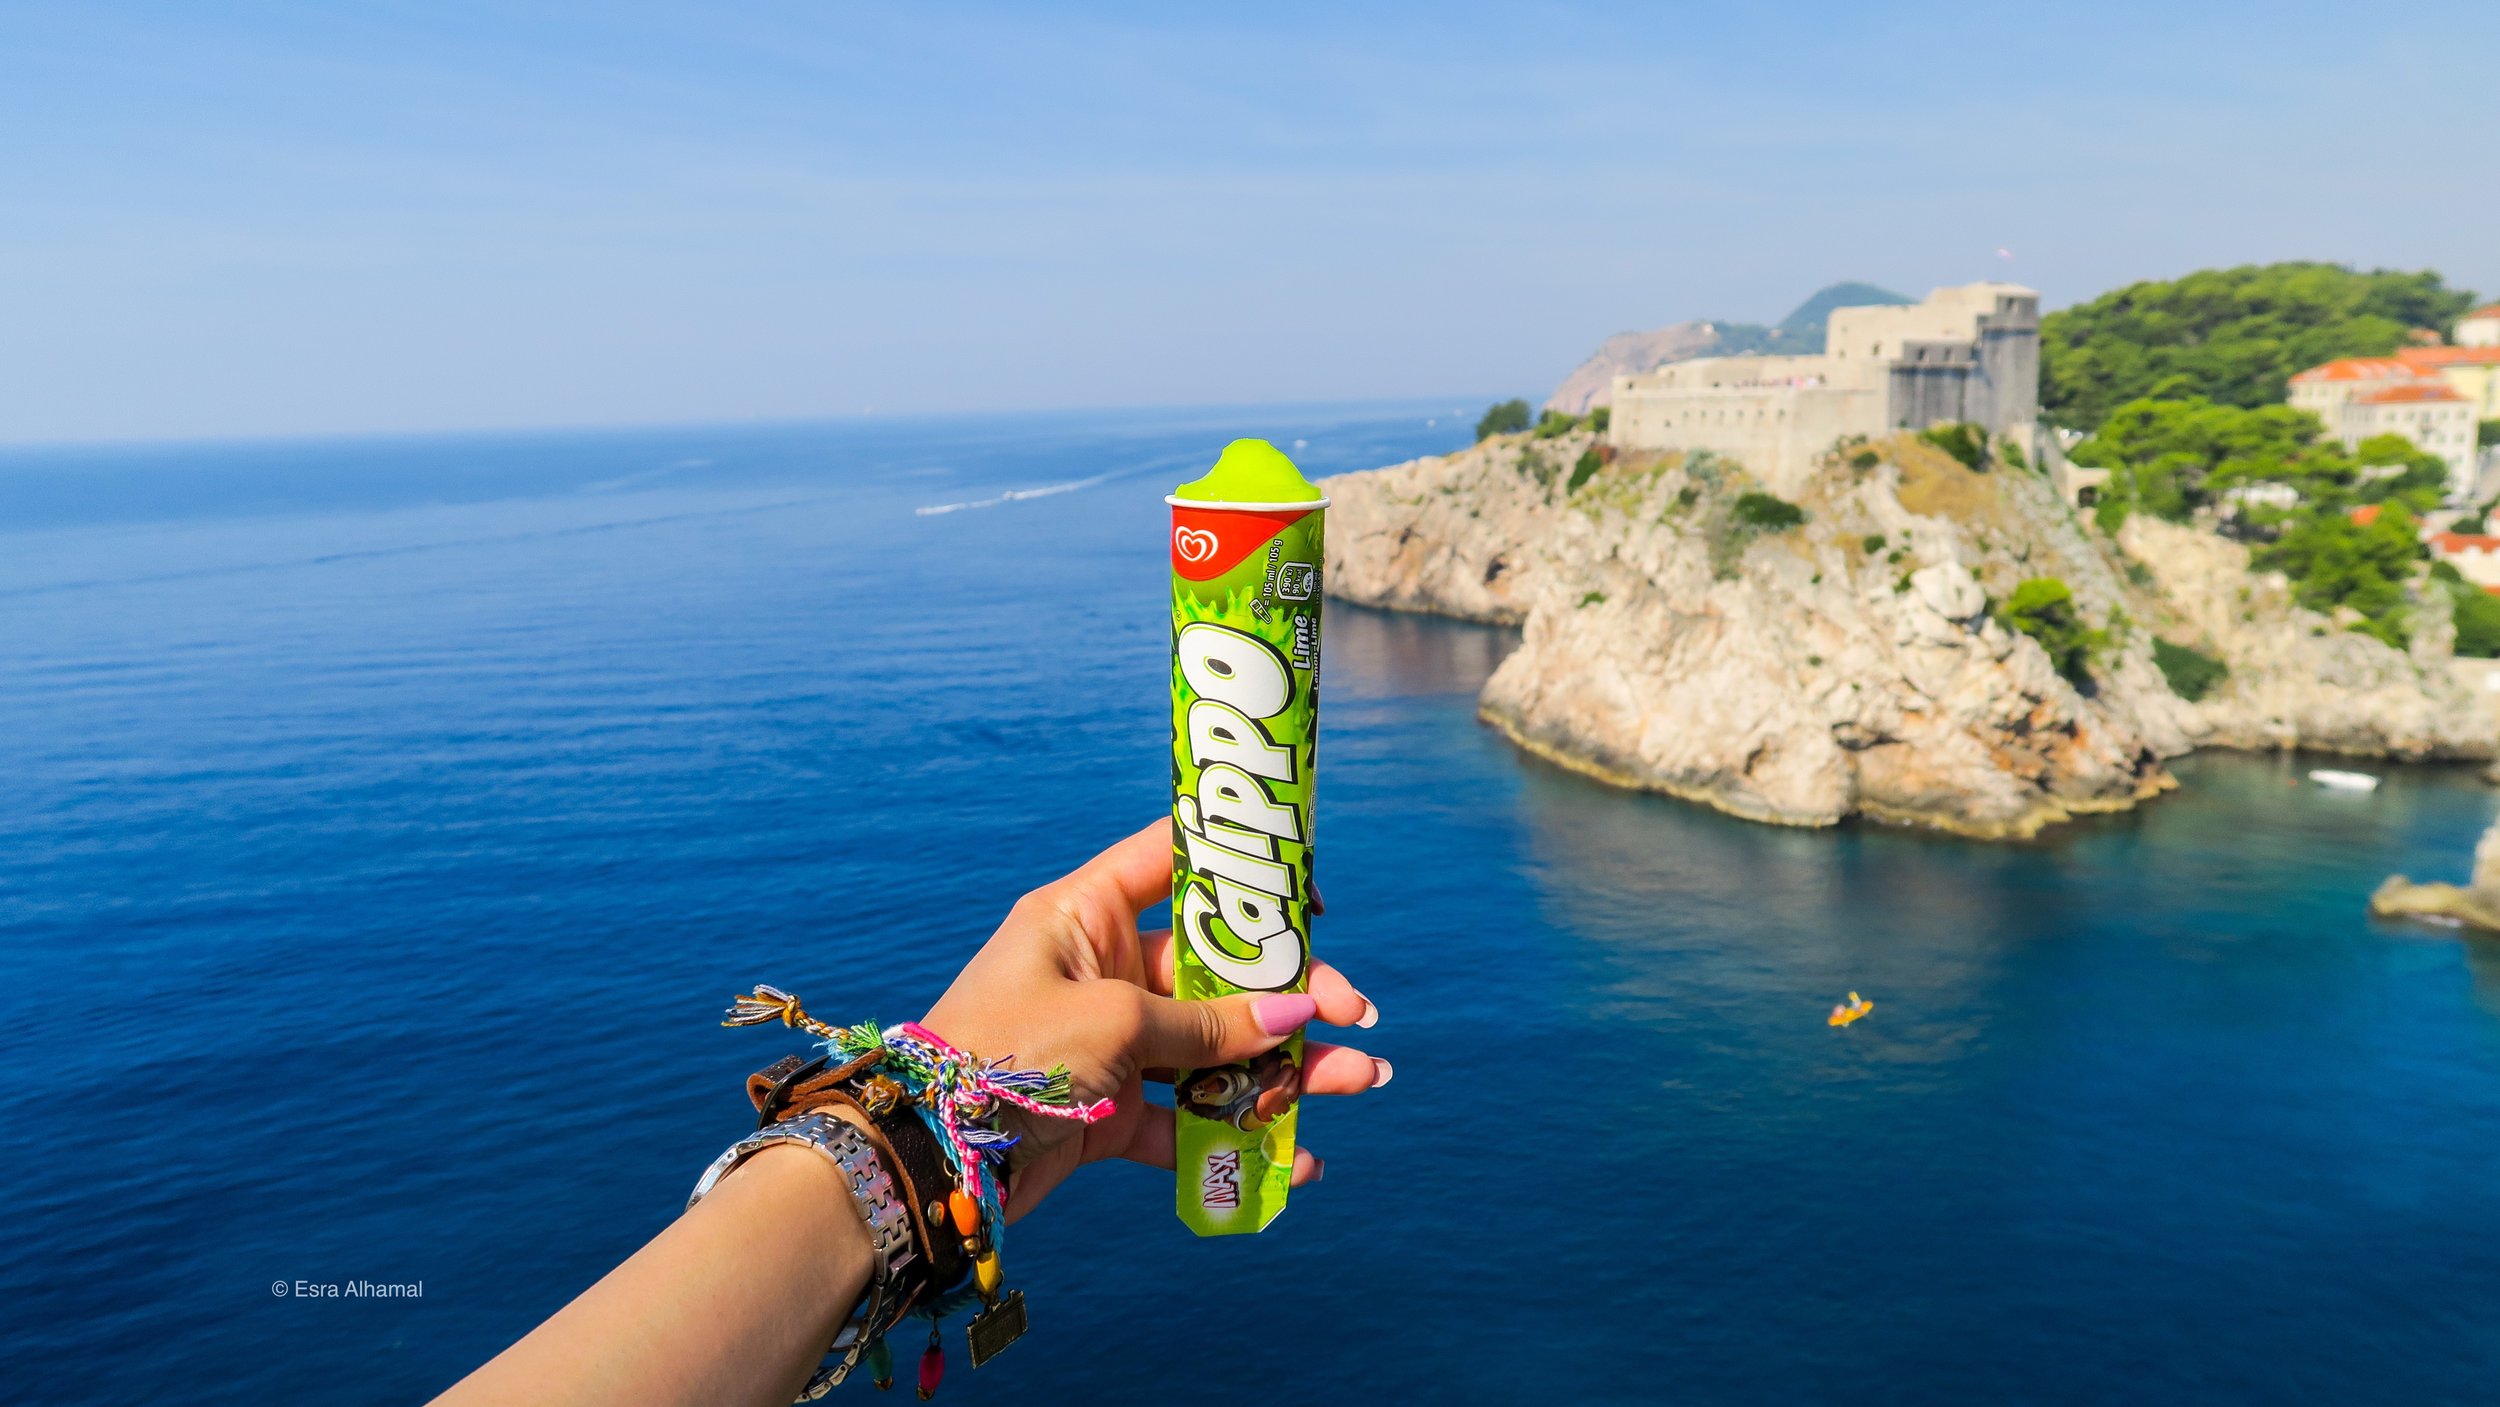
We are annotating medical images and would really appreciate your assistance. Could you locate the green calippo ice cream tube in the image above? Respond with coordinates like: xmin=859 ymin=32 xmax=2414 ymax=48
xmin=1167 ymin=438 xmax=1326 ymax=1237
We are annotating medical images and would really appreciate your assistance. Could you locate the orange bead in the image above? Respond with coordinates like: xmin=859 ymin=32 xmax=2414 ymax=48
xmin=948 ymin=1189 xmax=981 ymax=1237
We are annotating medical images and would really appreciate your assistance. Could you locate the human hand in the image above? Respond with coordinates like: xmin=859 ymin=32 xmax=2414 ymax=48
xmin=920 ymin=819 xmax=1386 ymax=1222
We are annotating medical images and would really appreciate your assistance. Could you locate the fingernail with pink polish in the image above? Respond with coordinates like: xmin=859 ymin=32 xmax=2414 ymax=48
xmin=1370 ymin=1058 xmax=1394 ymax=1088
xmin=1355 ymin=998 xmax=1381 ymax=1030
xmin=1252 ymin=993 xmax=1318 ymax=1036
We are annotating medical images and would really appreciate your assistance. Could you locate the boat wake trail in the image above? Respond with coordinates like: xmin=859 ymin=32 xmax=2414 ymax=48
xmin=914 ymin=472 xmax=1117 ymax=516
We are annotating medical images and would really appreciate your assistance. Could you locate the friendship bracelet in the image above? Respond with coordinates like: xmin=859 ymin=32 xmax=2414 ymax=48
xmin=721 ymin=985 xmax=1115 ymax=1395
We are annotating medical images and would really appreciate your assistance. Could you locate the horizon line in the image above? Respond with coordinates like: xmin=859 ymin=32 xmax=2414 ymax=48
xmin=0 ymin=391 xmax=1516 ymax=458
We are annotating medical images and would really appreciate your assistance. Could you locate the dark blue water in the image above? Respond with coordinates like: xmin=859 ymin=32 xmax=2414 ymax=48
xmin=7 ymin=406 xmax=2500 ymax=1405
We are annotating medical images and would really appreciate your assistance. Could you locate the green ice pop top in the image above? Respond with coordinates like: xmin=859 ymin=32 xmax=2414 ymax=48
xmin=1171 ymin=438 xmax=1324 ymax=505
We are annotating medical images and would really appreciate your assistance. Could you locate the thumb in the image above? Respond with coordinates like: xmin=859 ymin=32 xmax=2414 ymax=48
xmin=1133 ymin=989 xmax=1316 ymax=1072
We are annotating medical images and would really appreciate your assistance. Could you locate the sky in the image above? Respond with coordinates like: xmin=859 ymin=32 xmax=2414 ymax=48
xmin=4 ymin=1 xmax=2495 ymax=445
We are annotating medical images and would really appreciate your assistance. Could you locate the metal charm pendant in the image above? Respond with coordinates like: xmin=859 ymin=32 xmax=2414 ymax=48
xmin=964 ymin=1289 xmax=1027 ymax=1368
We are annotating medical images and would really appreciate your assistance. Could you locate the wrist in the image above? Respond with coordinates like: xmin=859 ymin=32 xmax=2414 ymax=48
xmin=708 ymin=1142 xmax=872 ymax=1306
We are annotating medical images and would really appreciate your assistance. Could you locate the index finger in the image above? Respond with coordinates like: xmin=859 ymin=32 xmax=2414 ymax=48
xmin=1063 ymin=817 xmax=1171 ymax=922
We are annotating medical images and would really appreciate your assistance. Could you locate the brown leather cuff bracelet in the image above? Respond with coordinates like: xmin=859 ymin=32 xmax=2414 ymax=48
xmin=747 ymin=1053 xmax=976 ymax=1300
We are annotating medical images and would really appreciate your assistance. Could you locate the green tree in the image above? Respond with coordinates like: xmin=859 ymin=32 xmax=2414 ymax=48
xmin=2093 ymin=492 xmax=2131 ymax=536
xmin=2480 ymin=419 xmax=2500 ymax=449
xmin=2251 ymin=501 xmax=2425 ymax=646
xmin=1998 ymin=577 xmax=2104 ymax=684
xmin=2040 ymin=263 xmax=2477 ymax=430
xmin=2069 ymin=396 xmax=2364 ymax=522
xmin=1731 ymin=491 xmax=1805 ymax=530
xmin=1587 ymin=405 xmax=1611 ymax=434
xmin=1918 ymin=422 xmax=1986 ymax=469
xmin=2453 ymin=583 xmax=2500 ymax=659
xmin=2350 ymin=433 xmax=2450 ymax=508
xmin=2428 ymin=562 xmax=2500 ymax=658
xmin=2151 ymin=638 xmax=2229 ymax=701
xmin=1476 ymin=399 xmax=1531 ymax=441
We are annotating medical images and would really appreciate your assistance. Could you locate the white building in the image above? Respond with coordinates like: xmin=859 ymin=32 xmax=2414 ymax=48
xmin=2457 ymin=303 xmax=2500 ymax=349
xmin=2286 ymin=357 xmax=2479 ymax=498
xmin=2429 ymin=530 xmax=2500 ymax=589
xmin=1608 ymin=283 xmax=2039 ymax=495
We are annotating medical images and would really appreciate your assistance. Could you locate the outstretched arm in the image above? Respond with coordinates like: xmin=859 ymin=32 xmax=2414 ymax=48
xmin=433 ymin=1132 xmax=872 ymax=1407
xmin=431 ymin=820 xmax=1383 ymax=1407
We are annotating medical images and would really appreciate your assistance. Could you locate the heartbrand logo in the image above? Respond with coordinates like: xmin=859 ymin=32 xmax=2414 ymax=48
xmin=1173 ymin=526 xmax=1219 ymax=564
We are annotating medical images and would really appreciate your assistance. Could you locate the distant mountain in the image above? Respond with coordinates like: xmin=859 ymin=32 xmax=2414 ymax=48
xmin=1543 ymin=322 xmax=1724 ymax=416
xmin=1779 ymin=281 xmax=1914 ymax=335
xmin=1544 ymin=282 xmax=1913 ymax=413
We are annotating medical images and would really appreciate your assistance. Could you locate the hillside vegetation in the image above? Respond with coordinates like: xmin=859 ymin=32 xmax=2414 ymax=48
xmin=2041 ymin=263 xmax=2477 ymax=431
xmin=2052 ymin=262 xmax=2485 ymax=654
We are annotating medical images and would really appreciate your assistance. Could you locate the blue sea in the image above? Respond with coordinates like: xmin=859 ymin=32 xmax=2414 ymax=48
xmin=7 ymin=405 xmax=2500 ymax=1405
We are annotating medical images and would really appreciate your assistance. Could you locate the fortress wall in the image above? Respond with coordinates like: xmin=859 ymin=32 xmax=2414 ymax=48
xmin=1607 ymin=282 xmax=2042 ymax=487
xmin=1884 ymin=343 xmax=1979 ymax=430
xmin=1611 ymin=377 xmax=1878 ymax=495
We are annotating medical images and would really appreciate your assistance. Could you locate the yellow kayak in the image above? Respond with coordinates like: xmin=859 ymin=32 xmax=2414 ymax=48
xmin=1827 ymin=992 xmax=1874 ymax=1027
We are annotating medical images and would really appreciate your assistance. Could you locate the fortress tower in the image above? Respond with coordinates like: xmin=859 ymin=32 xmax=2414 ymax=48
xmin=1609 ymin=282 xmax=2041 ymax=493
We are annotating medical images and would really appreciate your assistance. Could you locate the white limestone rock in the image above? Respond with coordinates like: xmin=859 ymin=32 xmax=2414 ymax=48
xmin=2118 ymin=516 xmax=2494 ymax=761
xmin=1323 ymin=431 xmax=2487 ymax=839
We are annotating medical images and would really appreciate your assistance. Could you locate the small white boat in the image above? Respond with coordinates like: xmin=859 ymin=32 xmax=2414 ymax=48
xmin=2308 ymin=769 xmax=2381 ymax=792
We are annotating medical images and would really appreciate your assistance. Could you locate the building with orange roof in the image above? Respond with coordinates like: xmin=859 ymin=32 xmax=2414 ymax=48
xmin=2287 ymin=357 xmax=2415 ymax=435
xmin=2290 ymin=357 xmax=2418 ymax=384
xmin=2458 ymin=304 xmax=2500 ymax=349
xmin=2288 ymin=357 xmax=2481 ymax=498
xmin=2429 ymin=530 xmax=2500 ymax=590
xmin=2397 ymin=345 xmax=2500 ymax=420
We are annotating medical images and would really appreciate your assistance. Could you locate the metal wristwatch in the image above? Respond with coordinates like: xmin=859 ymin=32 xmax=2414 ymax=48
xmin=689 ymin=1110 xmax=921 ymax=1399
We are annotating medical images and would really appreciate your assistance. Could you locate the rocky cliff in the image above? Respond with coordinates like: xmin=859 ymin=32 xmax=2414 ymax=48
xmin=1322 ymin=432 xmax=2494 ymax=838
xmin=2117 ymin=516 xmax=2491 ymax=760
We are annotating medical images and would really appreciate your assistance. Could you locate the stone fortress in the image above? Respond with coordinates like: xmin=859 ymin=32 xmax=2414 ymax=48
xmin=1608 ymin=283 xmax=2041 ymax=495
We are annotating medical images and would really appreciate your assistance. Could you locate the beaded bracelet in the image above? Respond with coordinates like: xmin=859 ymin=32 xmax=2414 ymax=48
xmin=723 ymin=986 xmax=1114 ymax=1397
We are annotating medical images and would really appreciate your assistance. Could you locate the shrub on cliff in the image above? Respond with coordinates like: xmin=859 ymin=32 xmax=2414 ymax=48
xmin=2093 ymin=494 xmax=2131 ymax=537
xmin=1567 ymin=449 xmax=1603 ymax=494
xmin=1731 ymin=491 xmax=1805 ymax=530
xmin=1997 ymin=577 xmax=2104 ymax=684
xmin=1918 ymin=422 xmax=1987 ymax=469
xmin=2453 ymin=585 xmax=2500 ymax=659
xmin=2431 ymin=562 xmax=2500 ymax=659
xmin=1699 ymin=484 xmax=1806 ymax=578
xmin=1588 ymin=406 xmax=1611 ymax=434
xmin=1476 ymin=399 xmax=1531 ymax=441
xmin=2151 ymin=638 xmax=2229 ymax=700
xmin=1532 ymin=409 xmax=1581 ymax=439
xmin=2251 ymin=501 xmax=2424 ymax=647
xmin=1517 ymin=446 xmax=1556 ymax=488
xmin=2040 ymin=263 xmax=2478 ymax=430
